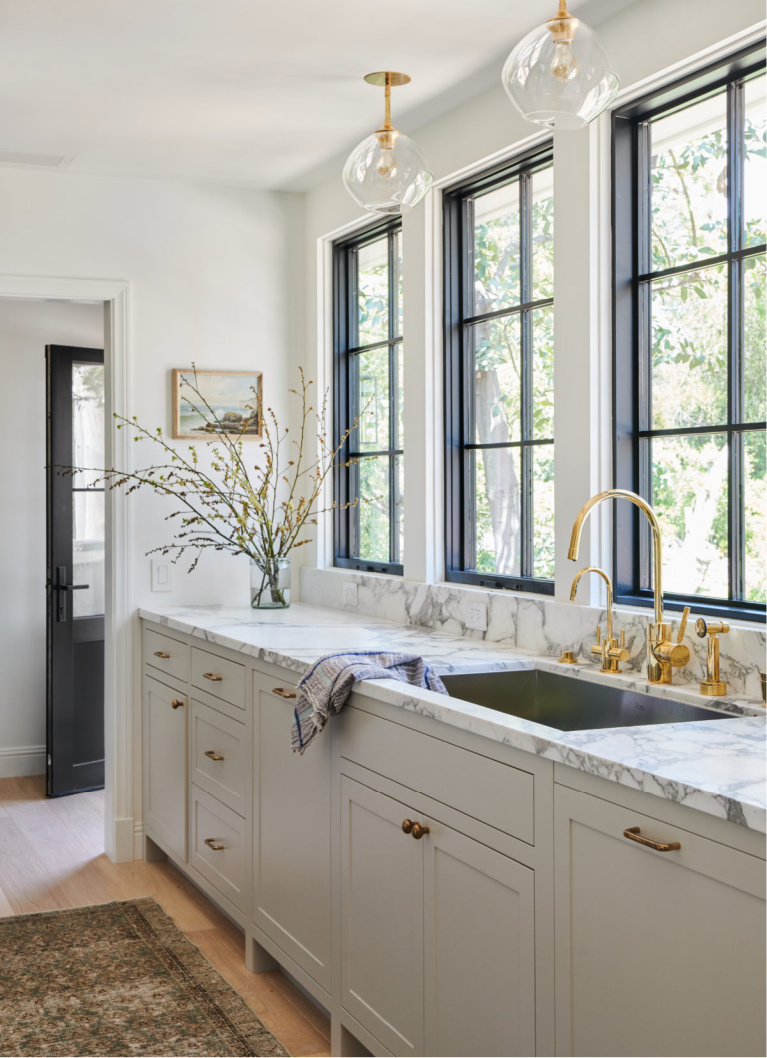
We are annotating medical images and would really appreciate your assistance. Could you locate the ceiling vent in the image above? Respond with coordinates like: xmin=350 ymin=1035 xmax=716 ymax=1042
xmin=0 ymin=151 xmax=72 ymax=169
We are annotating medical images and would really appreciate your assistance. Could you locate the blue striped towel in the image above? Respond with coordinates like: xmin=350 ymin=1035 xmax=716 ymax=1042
xmin=291 ymin=651 xmax=447 ymax=753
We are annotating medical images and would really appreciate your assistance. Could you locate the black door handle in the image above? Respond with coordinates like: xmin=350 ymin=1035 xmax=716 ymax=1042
xmin=54 ymin=566 xmax=90 ymax=622
xmin=58 ymin=583 xmax=90 ymax=591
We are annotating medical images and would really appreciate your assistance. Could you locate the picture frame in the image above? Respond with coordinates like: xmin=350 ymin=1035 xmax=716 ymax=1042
xmin=172 ymin=368 xmax=263 ymax=440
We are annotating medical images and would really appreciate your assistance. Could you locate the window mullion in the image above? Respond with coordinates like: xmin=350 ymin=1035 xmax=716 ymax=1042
xmin=520 ymin=172 xmax=533 ymax=578
xmin=463 ymin=196 xmax=476 ymax=571
xmin=729 ymin=79 xmax=746 ymax=600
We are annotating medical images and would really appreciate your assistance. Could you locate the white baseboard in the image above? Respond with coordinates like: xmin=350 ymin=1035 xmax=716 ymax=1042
xmin=133 ymin=820 xmax=144 ymax=862
xmin=0 ymin=744 xmax=45 ymax=779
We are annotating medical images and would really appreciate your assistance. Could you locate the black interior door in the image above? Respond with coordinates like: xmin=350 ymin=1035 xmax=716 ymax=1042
xmin=46 ymin=345 xmax=105 ymax=796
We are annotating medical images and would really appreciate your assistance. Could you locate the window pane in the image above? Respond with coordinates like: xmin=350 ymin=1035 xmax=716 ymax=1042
xmin=651 ymin=263 xmax=727 ymax=429
xmin=651 ymin=433 xmax=728 ymax=598
xmin=394 ymin=229 xmax=403 ymax=337
xmin=394 ymin=343 xmax=404 ymax=449
xmin=744 ymin=75 xmax=767 ymax=248
xmin=472 ymin=447 xmax=521 ymax=576
xmin=355 ymin=346 xmax=390 ymax=452
xmin=744 ymin=430 xmax=767 ymax=603
xmin=358 ymin=455 xmax=390 ymax=563
xmin=357 ymin=237 xmax=389 ymax=346
xmin=73 ymin=491 xmax=105 ymax=618
xmin=743 ymin=253 xmax=766 ymax=424
xmin=394 ymin=454 xmax=404 ymax=564
xmin=532 ymin=166 xmax=554 ymax=302
xmin=471 ymin=315 xmax=521 ymax=444
xmin=533 ymin=445 xmax=555 ymax=579
xmin=72 ymin=362 xmax=104 ymax=488
xmin=650 ymin=92 xmax=728 ymax=270
xmin=473 ymin=181 xmax=520 ymax=315
xmin=532 ymin=306 xmax=554 ymax=440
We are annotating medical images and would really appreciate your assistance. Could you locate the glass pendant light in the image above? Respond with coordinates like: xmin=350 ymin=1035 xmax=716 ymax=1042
xmin=502 ymin=0 xmax=619 ymax=130
xmin=343 ymin=72 xmax=433 ymax=215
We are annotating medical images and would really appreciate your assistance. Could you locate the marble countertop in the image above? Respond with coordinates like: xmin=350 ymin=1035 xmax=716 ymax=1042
xmin=139 ymin=603 xmax=767 ymax=833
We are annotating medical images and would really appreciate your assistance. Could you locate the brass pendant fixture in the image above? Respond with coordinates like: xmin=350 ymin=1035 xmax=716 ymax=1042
xmin=343 ymin=72 xmax=433 ymax=215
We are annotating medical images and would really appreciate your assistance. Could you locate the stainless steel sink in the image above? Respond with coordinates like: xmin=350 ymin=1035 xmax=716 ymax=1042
xmin=440 ymin=668 xmax=731 ymax=732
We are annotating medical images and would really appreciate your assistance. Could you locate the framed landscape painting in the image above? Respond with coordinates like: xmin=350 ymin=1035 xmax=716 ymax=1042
xmin=172 ymin=369 xmax=263 ymax=440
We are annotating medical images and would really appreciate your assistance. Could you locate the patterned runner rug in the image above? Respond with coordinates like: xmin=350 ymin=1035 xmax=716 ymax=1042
xmin=0 ymin=897 xmax=289 ymax=1057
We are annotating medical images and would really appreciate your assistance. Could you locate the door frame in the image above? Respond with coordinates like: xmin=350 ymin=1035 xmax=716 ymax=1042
xmin=0 ymin=274 xmax=133 ymax=862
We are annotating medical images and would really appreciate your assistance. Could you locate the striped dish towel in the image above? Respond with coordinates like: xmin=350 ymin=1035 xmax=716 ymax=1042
xmin=291 ymin=651 xmax=447 ymax=753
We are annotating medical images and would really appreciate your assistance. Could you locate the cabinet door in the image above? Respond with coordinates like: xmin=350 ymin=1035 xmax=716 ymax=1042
xmin=554 ymin=784 xmax=766 ymax=1057
xmin=143 ymin=675 xmax=187 ymax=861
xmin=253 ymin=676 xmax=332 ymax=992
xmin=423 ymin=825 xmax=536 ymax=1057
xmin=340 ymin=776 xmax=424 ymax=1057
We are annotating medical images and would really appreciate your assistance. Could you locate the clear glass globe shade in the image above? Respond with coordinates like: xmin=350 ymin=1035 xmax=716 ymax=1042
xmin=343 ymin=132 xmax=434 ymax=215
xmin=502 ymin=18 xmax=619 ymax=130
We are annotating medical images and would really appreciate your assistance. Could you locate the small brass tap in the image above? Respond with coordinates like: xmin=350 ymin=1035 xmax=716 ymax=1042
xmin=570 ymin=566 xmax=629 ymax=673
xmin=568 ymin=489 xmax=691 ymax=684
xmin=695 ymin=617 xmax=729 ymax=696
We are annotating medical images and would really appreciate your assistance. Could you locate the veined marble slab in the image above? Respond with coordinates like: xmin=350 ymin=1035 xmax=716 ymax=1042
xmin=139 ymin=602 xmax=767 ymax=833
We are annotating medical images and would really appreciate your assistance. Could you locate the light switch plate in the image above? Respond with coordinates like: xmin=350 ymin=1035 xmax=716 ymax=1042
xmin=151 ymin=557 xmax=172 ymax=592
xmin=465 ymin=602 xmax=488 ymax=631
xmin=343 ymin=582 xmax=358 ymax=607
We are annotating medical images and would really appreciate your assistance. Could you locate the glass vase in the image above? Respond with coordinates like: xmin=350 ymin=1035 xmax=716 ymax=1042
xmin=250 ymin=556 xmax=291 ymax=609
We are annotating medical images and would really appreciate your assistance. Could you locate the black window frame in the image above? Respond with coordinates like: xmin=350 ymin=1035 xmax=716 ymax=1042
xmin=444 ymin=142 xmax=555 ymax=595
xmin=333 ymin=218 xmax=404 ymax=575
xmin=613 ymin=42 xmax=767 ymax=623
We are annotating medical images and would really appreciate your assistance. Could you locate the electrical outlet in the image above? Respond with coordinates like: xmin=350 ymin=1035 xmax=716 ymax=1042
xmin=151 ymin=557 xmax=172 ymax=592
xmin=466 ymin=602 xmax=487 ymax=631
xmin=343 ymin=582 xmax=358 ymax=607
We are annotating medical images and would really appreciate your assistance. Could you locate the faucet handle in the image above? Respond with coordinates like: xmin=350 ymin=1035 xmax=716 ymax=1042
xmin=595 ymin=625 xmax=601 ymax=646
xmin=695 ymin=616 xmax=729 ymax=638
xmin=676 ymin=606 xmax=690 ymax=644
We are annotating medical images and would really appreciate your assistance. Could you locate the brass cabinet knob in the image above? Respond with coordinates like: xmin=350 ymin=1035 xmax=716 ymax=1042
xmin=171 ymin=699 xmax=184 ymax=709
xmin=204 ymin=750 xmax=224 ymax=761
xmin=204 ymin=838 xmax=225 ymax=851
xmin=203 ymin=672 xmax=223 ymax=682
xmin=411 ymin=823 xmax=430 ymax=840
xmin=401 ymin=819 xmax=414 ymax=834
xmin=272 ymin=687 xmax=297 ymax=699
xmin=623 ymin=826 xmax=680 ymax=853
xmin=154 ymin=650 xmax=171 ymax=659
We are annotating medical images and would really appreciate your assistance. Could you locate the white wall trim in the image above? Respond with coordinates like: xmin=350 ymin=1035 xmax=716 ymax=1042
xmin=0 ymin=744 xmax=45 ymax=779
xmin=0 ymin=273 xmax=133 ymax=862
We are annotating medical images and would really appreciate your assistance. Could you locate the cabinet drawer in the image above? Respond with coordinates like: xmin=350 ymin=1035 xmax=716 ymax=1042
xmin=144 ymin=627 xmax=189 ymax=684
xmin=190 ymin=786 xmax=248 ymax=912
xmin=341 ymin=706 xmax=535 ymax=846
xmin=191 ymin=647 xmax=245 ymax=710
xmin=190 ymin=700 xmax=248 ymax=817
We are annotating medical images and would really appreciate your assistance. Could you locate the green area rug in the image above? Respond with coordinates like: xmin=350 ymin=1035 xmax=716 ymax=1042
xmin=0 ymin=897 xmax=289 ymax=1057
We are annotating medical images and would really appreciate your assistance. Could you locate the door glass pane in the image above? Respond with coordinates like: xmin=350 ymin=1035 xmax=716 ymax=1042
xmin=532 ymin=306 xmax=554 ymax=440
xmin=651 ymin=433 xmax=728 ymax=599
xmin=358 ymin=455 xmax=390 ymax=563
xmin=356 ymin=346 xmax=390 ymax=452
xmin=744 ymin=75 xmax=767 ymax=249
xmin=533 ymin=445 xmax=555 ymax=580
xmin=650 ymin=91 xmax=728 ymax=270
xmin=73 ymin=491 xmax=105 ymax=618
xmin=744 ymin=430 xmax=767 ymax=603
xmin=72 ymin=362 xmax=104 ymax=488
xmin=472 ymin=447 xmax=521 ymax=576
xmin=743 ymin=254 xmax=766 ymax=424
xmin=532 ymin=166 xmax=554 ymax=302
xmin=357 ymin=237 xmax=389 ymax=346
xmin=473 ymin=181 xmax=520 ymax=315
xmin=470 ymin=315 xmax=521 ymax=444
xmin=651 ymin=264 xmax=728 ymax=429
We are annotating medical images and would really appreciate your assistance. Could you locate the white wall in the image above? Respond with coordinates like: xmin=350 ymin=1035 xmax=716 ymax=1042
xmin=298 ymin=0 xmax=765 ymax=613
xmin=0 ymin=298 xmax=104 ymax=777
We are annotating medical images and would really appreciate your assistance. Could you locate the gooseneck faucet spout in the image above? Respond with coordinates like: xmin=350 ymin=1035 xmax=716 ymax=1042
xmin=567 ymin=489 xmax=689 ymax=685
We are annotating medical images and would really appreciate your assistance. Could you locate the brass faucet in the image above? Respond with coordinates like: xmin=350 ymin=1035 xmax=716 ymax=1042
xmin=695 ymin=618 xmax=729 ymax=696
xmin=570 ymin=566 xmax=629 ymax=673
xmin=568 ymin=489 xmax=690 ymax=685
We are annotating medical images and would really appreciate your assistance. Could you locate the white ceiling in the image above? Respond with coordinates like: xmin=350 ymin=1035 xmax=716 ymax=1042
xmin=0 ymin=0 xmax=635 ymax=190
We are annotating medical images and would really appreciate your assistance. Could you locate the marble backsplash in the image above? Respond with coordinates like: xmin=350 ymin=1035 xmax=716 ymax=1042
xmin=300 ymin=567 xmax=767 ymax=701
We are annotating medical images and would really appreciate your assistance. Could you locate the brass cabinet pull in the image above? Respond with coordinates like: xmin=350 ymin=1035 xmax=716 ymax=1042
xmin=272 ymin=687 xmax=297 ymax=699
xmin=204 ymin=838 xmax=225 ymax=851
xmin=402 ymin=819 xmax=414 ymax=834
xmin=203 ymin=672 xmax=223 ymax=682
xmin=171 ymin=699 xmax=184 ymax=709
xmin=154 ymin=651 xmax=171 ymax=659
xmin=623 ymin=826 xmax=680 ymax=853
xmin=204 ymin=750 xmax=224 ymax=761
xmin=411 ymin=823 xmax=430 ymax=840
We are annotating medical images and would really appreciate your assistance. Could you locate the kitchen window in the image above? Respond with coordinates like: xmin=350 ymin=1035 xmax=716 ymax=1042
xmin=444 ymin=145 xmax=555 ymax=594
xmin=613 ymin=46 xmax=766 ymax=622
xmin=333 ymin=220 xmax=403 ymax=573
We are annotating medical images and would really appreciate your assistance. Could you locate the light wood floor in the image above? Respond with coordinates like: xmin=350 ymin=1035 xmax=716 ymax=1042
xmin=0 ymin=774 xmax=330 ymax=1057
